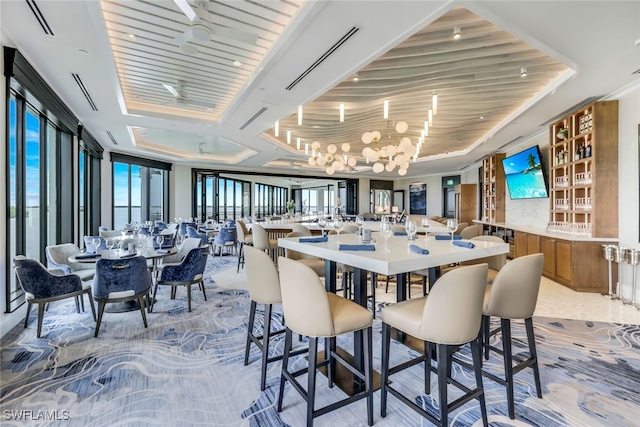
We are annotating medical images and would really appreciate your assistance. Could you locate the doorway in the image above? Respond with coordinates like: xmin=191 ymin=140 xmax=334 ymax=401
xmin=442 ymin=176 xmax=460 ymax=218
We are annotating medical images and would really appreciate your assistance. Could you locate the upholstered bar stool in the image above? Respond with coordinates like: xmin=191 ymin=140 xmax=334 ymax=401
xmin=251 ymin=223 xmax=279 ymax=263
xmin=380 ymin=264 xmax=489 ymax=427
xmin=277 ymin=257 xmax=374 ymax=427
xmin=284 ymin=232 xmax=325 ymax=277
xmin=236 ymin=220 xmax=253 ymax=272
xmin=244 ymin=246 xmax=306 ymax=391
xmin=482 ymin=253 xmax=544 ymax=419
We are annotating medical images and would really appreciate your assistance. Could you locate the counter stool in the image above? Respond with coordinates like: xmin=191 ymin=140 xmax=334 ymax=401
xmin=482 ymin=253 xmax=544 ymax=419
xmin=277 ymin=257 xmax=374 ymax=427
xmin=252 ymin=223 xmax=279 ymax=263
xmin=380 ymin=263 xmax=489 ymax=426
xmin=236 ymin=220 xmax=253 ymax=272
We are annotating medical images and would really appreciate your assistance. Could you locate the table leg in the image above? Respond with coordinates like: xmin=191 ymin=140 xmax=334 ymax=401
xmin=324 ymin=260 xmax=337 ymax=293
xmin=395 ymin=273 xmax=409 ymax=342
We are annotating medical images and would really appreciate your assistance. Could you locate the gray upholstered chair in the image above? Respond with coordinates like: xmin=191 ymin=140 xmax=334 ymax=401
xmin=236 ymin=220 xmax=253 ymax=272
xmin=482 ymin=253 xmax=544 ymax=420
xmin=83 ymin=236 xmax=108 ymax=253
xmin=99 ymin=230 xmax=121 ymax=239
xmin=152 ymin=247 xmax=209 ymax=312
xmin=460 ymin=224 xmax=481 ymax=239
xmin=284 ymin=231 xmax=325 ymax=277
xmin=160 ymin=237 xmax=202 ymax=267
xmin=251 ymin=223 xmax=279 ymax=262
xmin=92 ymin=256 xmax=152 ymax=337
xmin=45 ymin=243 xmax=96 ymax=281
xmin=277 ymin=257 xmax=374 ymax=427
xmin=380 ymin=263 xmax=489 ymax=426
xmin=13 ymin=256 xmax=96 ymax=338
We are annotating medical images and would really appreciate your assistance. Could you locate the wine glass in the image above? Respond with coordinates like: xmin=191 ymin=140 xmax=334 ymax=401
xmin=317 ymin=217 xmax=327 ymax=236
xmin=155 ymin=235 xmax=164 ymax=250
xmin=446 ymin=218 xmax=458 ymax=243
xmin=92 ymin=237 xmax=101 ymax=253
xmin=355 ymin=215 xmax=364 ymax=236
xmin=421 ymin=217 xmax=431 ymax=240
xmin=106 ymin=238 xmax=115 ymax=255
xmin=333 ymin=215 xmax=344 ymax=243
xmin=379 ymin=221 xmax=392 ymax=253
xmin=405 ymin=220 xmax=417 ymax=241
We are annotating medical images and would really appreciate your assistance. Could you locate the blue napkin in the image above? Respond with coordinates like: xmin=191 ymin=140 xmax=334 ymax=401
xmin=435 ymin=235 xmax=461 ymax=240
xmin=452 ymin=240 xmax=475 ymax=248
xmin=76 ymin=253 xmax=101 ymax=259
xmin=120 ymin=253 xmax=138 ymax=259
xmin=299 ymin=236 xmax=328 ymax=243
xmin=409 ymin=245 xmax=429 ymax=255
xmin=394 ymin=231 xmax=407 ymax=236
xmin=339 ymin=244 xmax=375 ymax=251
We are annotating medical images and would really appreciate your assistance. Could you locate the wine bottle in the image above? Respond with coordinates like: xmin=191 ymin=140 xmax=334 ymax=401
xmin=579 ymin=143 xmax=585 ymax=159
xmin=574 ymin=145 xmax=580 ymax=161
xmin=585 ymin=141 xmax=592 ymax=158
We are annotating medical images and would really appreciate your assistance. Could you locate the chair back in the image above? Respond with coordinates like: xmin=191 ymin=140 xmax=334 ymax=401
xmin=154 ymin=233 xmax=175 ymax=249
xmin=93 ymin=256 xmax=151 ymax=299
xmin=342 ymin=224 xmax=360 ymax=233
xmin=45 ymin=243 xmax=81 ymax=274
xmin=137 ymin=227 xmax=151 ymax=236
xmin=251 ymin=224 xmax=271 ymax=251
xmin=83 ymin=236 xmax=108 ymax=253
xmin=100 ymin=230 xmax=122 ymax=238
xmin=278 ymin=257 xmax=334 ymax=337
xmin=484 ymin=253 xmax=544 ymax=319
xmin=245 ymin=246 xmax=282 ymax=304
xmin=237 ymin=220 xmax=250 ymax=238
xmin=454 ymin=222 xmax=469 ymax=235
xmin=187 ymin=226 xmax=209 ymax=245
xmin=460 ymin=224 xmax=481 ymax=239
xmin=284 ymin=232 xmax=318 ymax=260
xmin=98 ymin=226 xmax=109 ymax=232
xmin=419 ymin=263 xmax=488 ymax=345
xmin=14 ymin=256 xmax=82 ymax=299
xmin=214 ymin=227 xmax=237 ymax=245
xmin=154 ymin=220 xmax=168 ymax=230
xmin=179 ymin=221 xmax=196 ymax=236
xmin=464 ymin=235 xmax=507 ymax=271
xmin=290 ymin=224 xmax=311 ymax=235
xmin=236 ymin=222 xmax=248 ymax=242
xmin=160 ymin=247 xmax=208 ymax=283
xmin=162 ymin=238 xmax=202 ymax=264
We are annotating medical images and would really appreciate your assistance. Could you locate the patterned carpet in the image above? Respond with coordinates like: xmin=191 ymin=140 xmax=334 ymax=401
xmin=1 ymin=256 xmax=639 ymax=426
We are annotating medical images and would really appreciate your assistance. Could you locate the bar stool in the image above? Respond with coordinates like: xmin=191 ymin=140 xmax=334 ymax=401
xmin=284 ymin=232 xmax=325 ymax=277
xmin=243 ymin=246 xmax=306 ymax=391
xmin=277 ymin=257 xmax=374 ymax=427
xmin=380 ymin=263 xmax=489 ymax=426
xmin=481 ymin=253 xmax=544 ymax=419
xmin=236 ymin=220 xmax=253 ymax=273
xmin=252 ymin=223 xmax=279 ymax=263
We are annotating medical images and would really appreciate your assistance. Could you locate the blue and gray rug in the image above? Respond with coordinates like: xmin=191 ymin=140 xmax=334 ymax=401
xmin=1 ymin=256 xmax=639 ymax=426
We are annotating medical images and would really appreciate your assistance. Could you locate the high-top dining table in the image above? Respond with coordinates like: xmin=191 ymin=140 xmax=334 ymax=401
xmin=278 ymin=232 xmax=509 ymax=390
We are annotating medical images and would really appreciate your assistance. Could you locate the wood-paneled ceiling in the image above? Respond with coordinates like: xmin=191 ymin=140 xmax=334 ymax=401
xmin=2 ymin=1 xmax=638 ymax=177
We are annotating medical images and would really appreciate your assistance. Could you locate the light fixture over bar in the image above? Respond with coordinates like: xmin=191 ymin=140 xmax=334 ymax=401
xmin=274 ymin=120 xmax=279 ymax=137
xmin=287 ymin=129 xmax=291 ymax=145
xmin=383 ymin=99 xmax=389 ymax=119
xmin=432 ymin=92 xmax=438 ymax=114
xmin=298 ymin=105 xmax=303 ymax=125
xmin=305 ymin=143 xmax=309 ymax=155
xmin=296 ymin=137 xmax=300 ymax=150
xmin=339 ymin=103 xmax=344 ymax=122
xmin=428 ymin=107 xmax=433 ymax=126
xmin=424 ymin=119 xmax=429 ymax=136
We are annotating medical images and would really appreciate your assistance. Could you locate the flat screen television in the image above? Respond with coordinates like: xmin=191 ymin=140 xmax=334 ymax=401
xmin=501 ymin=145 xmax=549 ymax=199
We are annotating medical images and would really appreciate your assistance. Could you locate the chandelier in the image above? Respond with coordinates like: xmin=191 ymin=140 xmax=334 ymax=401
xmin=307 ymin=142 xmax=356 ymax=176
xmin=361 ymin=120 xmax=417 ymax=176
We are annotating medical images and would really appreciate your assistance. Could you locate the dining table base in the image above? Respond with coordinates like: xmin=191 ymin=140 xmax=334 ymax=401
xmin=316 ymin=347 xmax=382 ymax=396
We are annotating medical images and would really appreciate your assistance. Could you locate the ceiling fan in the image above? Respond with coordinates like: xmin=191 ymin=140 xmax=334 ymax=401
xmin=172 ymin=0 xmax=259 ymax=54
xmin=162 ymin=81 xmax=216 ymax=109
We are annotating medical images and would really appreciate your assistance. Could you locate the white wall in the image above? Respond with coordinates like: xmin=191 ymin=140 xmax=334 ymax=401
xmin=616 ymin=85 xmax=640 ymax=302
xmin=504 ymin=132 xmax=551 ymax=229
xmin=172 ymin=164 xmax=192 ymax=220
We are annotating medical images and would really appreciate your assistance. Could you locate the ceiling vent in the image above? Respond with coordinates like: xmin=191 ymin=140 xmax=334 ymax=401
xmin=539 ymin=96 xmax=601 ymax=127
xmin=239 ymin=107 xmax=267 ymax=130
xmin=71 ymin=73 xmax=98 ymax=111
xmin=106 ymin=131 xmax=118 ymax=145
xmin=26 ymin=0 xmax=54 ymax=36
xmin=285 ymin=26 xmax=359 ymax=91
xmin=498 ymin=136 xmax=524 ymax=151
xmin=632 ymin=68 xmax=640 ymax=75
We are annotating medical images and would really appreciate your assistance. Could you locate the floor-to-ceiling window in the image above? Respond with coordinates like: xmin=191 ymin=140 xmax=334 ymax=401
xmin=255 ymin=183 xmax=287 ymax=217
xmin=111 ymin=153 xmax=170 ymax=230
xmin=192 ymin=170 xmax=250 ymax=221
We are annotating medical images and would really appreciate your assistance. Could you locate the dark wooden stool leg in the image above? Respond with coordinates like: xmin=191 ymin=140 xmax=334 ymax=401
xmin=501 ymin=318 xmax=515 ymax=419
xmin=525 ymin=317 xmax=542 ymax=398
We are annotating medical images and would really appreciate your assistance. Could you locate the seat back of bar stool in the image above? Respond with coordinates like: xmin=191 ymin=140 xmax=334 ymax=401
xmin=278 ymin=257 xmax=333 ymax=337
xmin=419 ymin=263 xmax=488 ymax=345
xmin=251 ymin=223 xmax=272 ymax=251
xmin=484 ymin=253 xmax=543 ymax=319
xmin=244 ymin=245 xmax=281 ymax=305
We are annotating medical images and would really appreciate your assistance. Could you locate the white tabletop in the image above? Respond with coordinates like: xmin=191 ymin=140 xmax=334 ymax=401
xmin=277 ymin=233 xmax=509 ymax=276
xmin=70 ymin=248 xmax=177 ymax=263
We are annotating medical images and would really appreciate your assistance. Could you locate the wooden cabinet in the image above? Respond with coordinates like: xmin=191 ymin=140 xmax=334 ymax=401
xmin=515 ymin=230 xmax=612 ymax=293
xmin=454 ymin=184 xmax=477 ymax=225
xmin=481 ymin=153 xmax=506 ymax=223
xmin=548 ymin=100 xmax=618 ymax=238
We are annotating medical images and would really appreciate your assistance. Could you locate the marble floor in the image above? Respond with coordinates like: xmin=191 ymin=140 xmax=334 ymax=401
xmin=376 ymin=273 xmax=640 ymax=325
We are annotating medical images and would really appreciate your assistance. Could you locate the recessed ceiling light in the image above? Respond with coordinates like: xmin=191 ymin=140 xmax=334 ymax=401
xmin=233 ymin=60 xmax=242 ymax=67
xmin=480 ymin=115 xmax=484 ymax=119
xmin=128 ymin=34 xmax=137 ymax=41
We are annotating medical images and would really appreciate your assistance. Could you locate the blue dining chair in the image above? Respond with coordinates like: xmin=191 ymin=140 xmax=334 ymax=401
xmin=92 ymin=256 xmax=152 ymax=337
xmin=13 ymin=256 xmax=96 ymax=338
xmin=186 ymin=225 xmax=209 ymax=246
xmin=83 ymin=236 xmax=108 ymax=253
xmin=152 ymin=247 xmax=209 ymax=312
xmin=213 ymin=227 xmax=237 ymax=258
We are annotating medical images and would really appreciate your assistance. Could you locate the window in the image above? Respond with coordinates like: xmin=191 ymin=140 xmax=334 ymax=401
xmin=111 ymin=153 xmax=170 ymax=229
xmin=254 ymin=183 xmax=287 ymax=218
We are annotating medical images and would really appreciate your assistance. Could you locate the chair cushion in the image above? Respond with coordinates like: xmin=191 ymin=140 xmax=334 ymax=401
xmin=297 ymin=258 xmax=325 ymax=277
xmin=381 ymin=297 xmax=427 ymax=339
xmin=327 ymin=293 xmax=373 ymax=336
xmin=487 ymin=268 xmax=499 ymax=285
xmin=73 ymin=270 xmax=95 ymax=281
xmin=242 ymin=236 xmax=253 ymax=244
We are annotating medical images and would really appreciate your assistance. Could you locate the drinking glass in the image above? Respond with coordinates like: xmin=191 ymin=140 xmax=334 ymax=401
xmin=317 ymin=217 xmax=327 ymax=236
xmin=333 ymin=216 xmax=344 ymax=243
xmin=155 ymin=235 xmax=164 ymax=249
xmin=405 ymin=220 xmax=417 ymax=241
xmin=446 ymin=218 xmax=458 ymax=243
xmin=106 ymin=238 xmax=115 ymax=255
xmin=92 ymin=237 xmax=101 ymax=253
xmin=421 ymin=217 xmax=431 ymax=240
xmin=379 ymin=221 xmax=392 ymax=253
xmin=355 ymin=215 xmax=364 ymax=235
